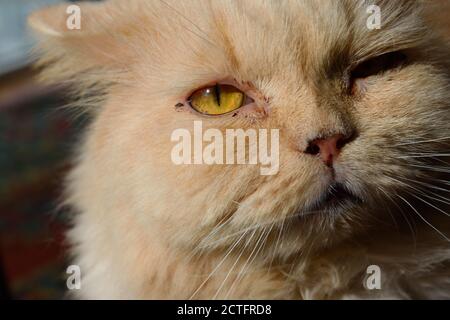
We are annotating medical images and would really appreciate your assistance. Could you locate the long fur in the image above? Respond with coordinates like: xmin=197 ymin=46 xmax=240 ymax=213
xmin=29 ymin=0 xmax=450 ymax=299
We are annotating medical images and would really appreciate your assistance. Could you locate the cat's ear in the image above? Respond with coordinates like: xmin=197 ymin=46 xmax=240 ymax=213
xmin=28 ymin=1 xmax=130 ymax=69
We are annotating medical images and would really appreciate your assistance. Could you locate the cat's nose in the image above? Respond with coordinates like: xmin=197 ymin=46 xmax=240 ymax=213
xmin=304 ymin=134 xmax=349 ymax=167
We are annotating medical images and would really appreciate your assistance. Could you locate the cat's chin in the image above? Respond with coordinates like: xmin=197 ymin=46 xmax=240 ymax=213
xmin=301 ymin=183 xmax=364 ymax=216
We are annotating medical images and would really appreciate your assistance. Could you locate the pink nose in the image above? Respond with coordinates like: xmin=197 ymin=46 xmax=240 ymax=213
xmin=305 ymin=134 xmax=347 ymax=167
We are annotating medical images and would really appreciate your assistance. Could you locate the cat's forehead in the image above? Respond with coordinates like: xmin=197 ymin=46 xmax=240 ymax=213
xmin=138 ymin=0 xmax=426 ymax=85
xmin=207 ymin=0 xmax=359 ymax=79
xmin=209 ymin=0 xmax=424 ymax=74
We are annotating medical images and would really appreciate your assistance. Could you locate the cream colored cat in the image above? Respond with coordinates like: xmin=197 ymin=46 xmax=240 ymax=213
xmin=29 ymin=0 xmax=450 ymax=299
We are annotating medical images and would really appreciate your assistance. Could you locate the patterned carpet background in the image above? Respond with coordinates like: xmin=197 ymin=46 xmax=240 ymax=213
xmin=0 ymin=87 xmax=86 ymax=299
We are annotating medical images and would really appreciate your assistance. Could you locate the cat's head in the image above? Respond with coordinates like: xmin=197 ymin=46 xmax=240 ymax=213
xmin=30 ymin=0 xmax=450 ymax=261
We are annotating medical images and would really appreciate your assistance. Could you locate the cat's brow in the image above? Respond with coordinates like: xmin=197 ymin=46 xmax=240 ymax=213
xmin=159 ymin=0 xmax=219 ymax=49
xmin=213 ymin=18 xmax=240 ymax=71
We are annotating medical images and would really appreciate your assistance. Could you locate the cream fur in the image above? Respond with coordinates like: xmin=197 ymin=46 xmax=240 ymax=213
xmin=29 ymin=0 xmax=450 ymax=299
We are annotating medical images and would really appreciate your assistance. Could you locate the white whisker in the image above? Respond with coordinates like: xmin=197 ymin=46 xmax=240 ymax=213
xmin=408 ymin=192 xmax=450 ymax=217
xmin=224 ymin=226 xmax=271 ymax=299
xmin=408 ymin=164 xmax=450 ymax=173
xmin=393 ymin=136 xmax=450 ymax=147
xmin=189 ymin=229 xmax=248 ymax=299
xmin=211 ymin=229 xmax=251 ymax=300
xmin=397 ymin=153 xmax=450 ymax=159
xmin=397 ymin=194 xmax=450 ymax=242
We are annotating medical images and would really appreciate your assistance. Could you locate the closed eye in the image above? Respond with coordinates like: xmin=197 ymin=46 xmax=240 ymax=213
xmin=351 ymin=51 xmax=408 ymax=80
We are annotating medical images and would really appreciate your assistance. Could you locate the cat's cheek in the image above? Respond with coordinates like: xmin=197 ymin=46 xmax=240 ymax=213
xmin=232 ymin=102 xmax=269 ymax=120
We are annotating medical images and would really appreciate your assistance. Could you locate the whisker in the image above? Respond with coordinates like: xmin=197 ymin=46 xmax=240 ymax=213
xmin=377 ymin=186 xmax=400 ymax=229
xmin=268 ymin=215 xmax=285 ymax=274
xmin=222 ymin=228 xmax=259 ymax=299
xmin=221 ymin=222 xmax=276 ymax=299
xmin=396 ymin=154 xmax=450 ymax=159
xmin=197 ymin=209 xmax=323 ymax=249
xmin=400 ymin=177 xmax=450 ymax=193
xmin=189 ymin=229 xmax=248 ymax=299
xmin=211 ymin=229 xmax=252 ymax=299
xmin=191 ymin=199 xmax=251 ymax=255
xmin=430 ymin=178 xmax=450 ymax=186
xmin=393 ymin=136 xmax=450 ymax=147
xmin=378 ymin=185 xmax=417 ymax=247
xmin=389 ymin=176 xmax=450 ymax=206
xmin=224 ymin=226 xmax=271 ymax=299
xmin=407 ymin=164 xmax=450 ymax=173
xmin=397 ymin=194 xmax=450 ymax=242
xmin=200 ymin=213 xmax=234 ymax=245
xmin=187 ymin=215 xmax=234 ymax=261
xmin=408 ymin=192 xmax=450 ymax=217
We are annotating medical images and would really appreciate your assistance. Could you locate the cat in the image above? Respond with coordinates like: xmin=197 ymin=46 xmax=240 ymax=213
xmin=29 ymin=0 xmax=450 ymax=299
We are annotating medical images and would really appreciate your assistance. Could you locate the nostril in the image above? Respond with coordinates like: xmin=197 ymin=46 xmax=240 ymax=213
xmin=336 ymin=131 xmax=358 ymax=150
xmin=303 ymin=131 xmax=357 ymax=162
xmin=304 ymin=142 xmax=320 ymax=155
xmin=336 ymin=135 xmax=346 ymax=150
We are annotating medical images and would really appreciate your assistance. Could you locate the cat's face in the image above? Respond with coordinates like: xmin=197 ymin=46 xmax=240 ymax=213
xmin=31 ymin=0 xmax=450 ymax=261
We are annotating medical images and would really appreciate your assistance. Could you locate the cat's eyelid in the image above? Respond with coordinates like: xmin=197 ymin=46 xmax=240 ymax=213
xmin=350 ymin=51 xmax=408 ymax=80
xmin=351 ymin=50 xmax=407 ymax=68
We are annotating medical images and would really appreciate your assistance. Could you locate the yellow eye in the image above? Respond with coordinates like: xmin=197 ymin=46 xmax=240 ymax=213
xmin=189 ymin=84 xmax=245 ymax=115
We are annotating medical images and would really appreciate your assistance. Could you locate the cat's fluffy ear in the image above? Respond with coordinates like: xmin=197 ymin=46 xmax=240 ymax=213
xmin=28 ymin=2 xmax=116 ymax=38
xmin=30 ymin=3 xmax=81 ymax=37
xmin=28 ymin=1 xmax=131 ymax=74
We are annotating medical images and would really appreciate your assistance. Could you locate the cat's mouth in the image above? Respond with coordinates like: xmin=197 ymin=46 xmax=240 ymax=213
xmin=304 ymin=183 xmax=363 ymax=214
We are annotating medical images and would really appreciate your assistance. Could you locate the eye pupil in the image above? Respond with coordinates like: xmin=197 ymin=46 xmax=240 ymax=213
xmin=214 ymin=83 xmax=221 ymax=107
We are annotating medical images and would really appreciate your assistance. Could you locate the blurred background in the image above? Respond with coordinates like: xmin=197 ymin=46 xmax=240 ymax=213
xmin=0 ymin=0 xmax=94 ymax=299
